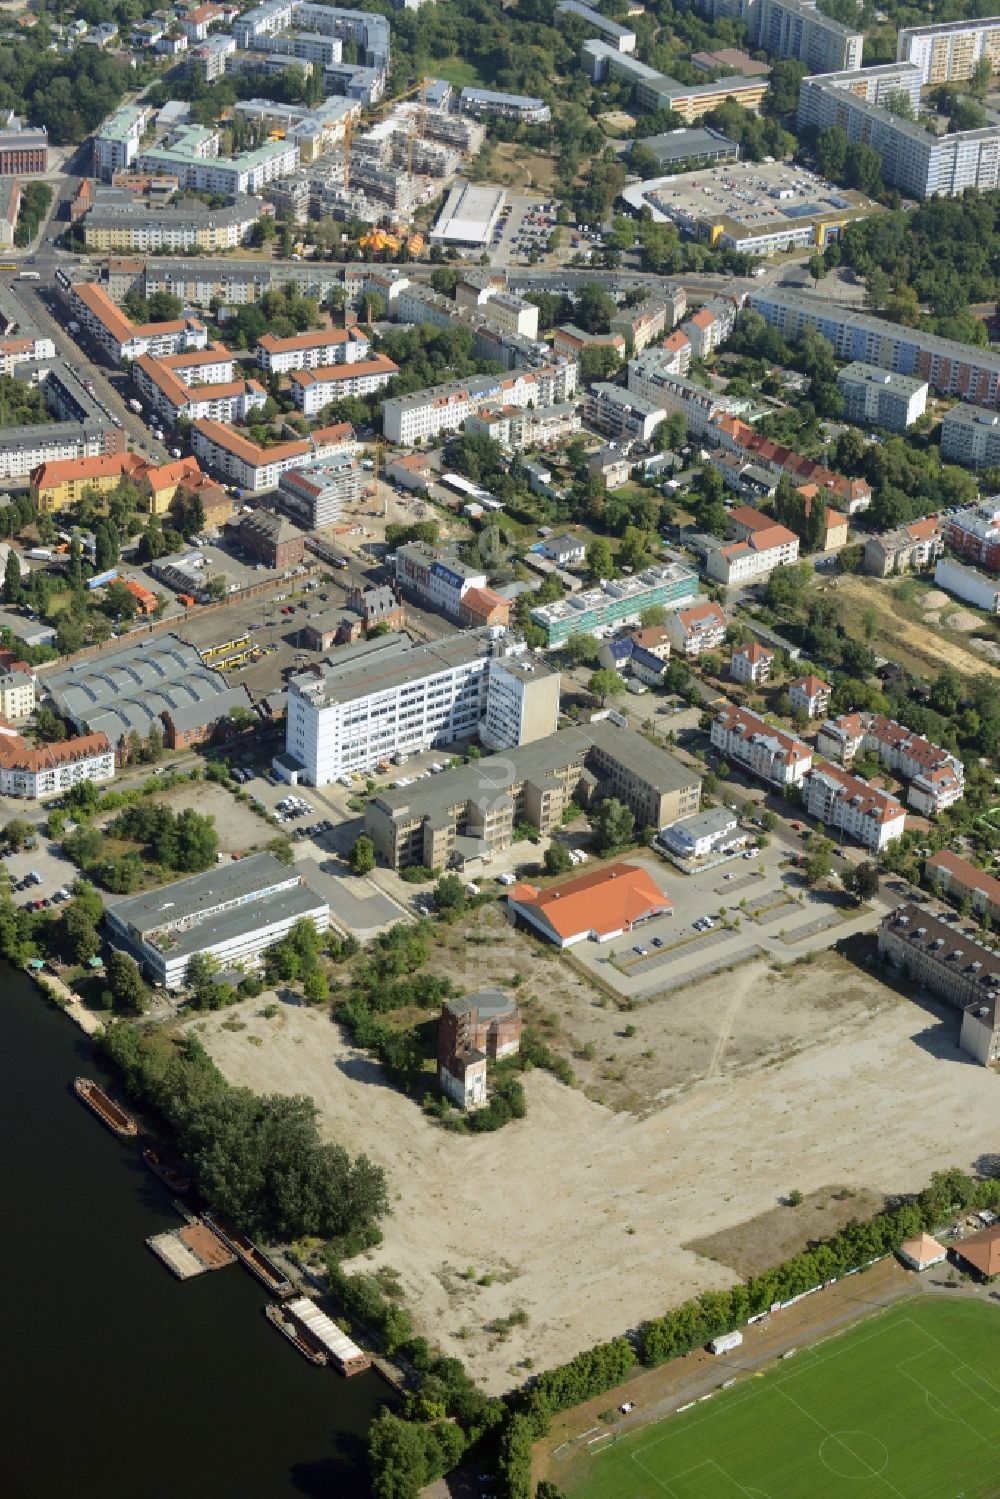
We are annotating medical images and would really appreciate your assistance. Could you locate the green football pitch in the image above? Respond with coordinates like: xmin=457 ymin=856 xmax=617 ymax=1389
xmin=566 ymin=1298 xmax=1000 ymax=1499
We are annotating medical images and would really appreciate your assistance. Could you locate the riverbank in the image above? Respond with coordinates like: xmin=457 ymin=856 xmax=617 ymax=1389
xmin=1 ymin=961 xmax=387 ymax=1499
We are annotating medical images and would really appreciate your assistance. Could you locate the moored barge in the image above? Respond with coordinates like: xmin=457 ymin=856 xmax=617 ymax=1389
xmin=265 ymin=1304 xmax=329 ymax=1366
xmin=284 ymin=1296 xmax=371 ymax=1377
xmin=74 ymin=1077 xmax=138 ymax=1138
xmin=201 ymin=1211 xmax=295 ymax=1298
xmin=143 ymin=1146 xmax=192 ymax=1195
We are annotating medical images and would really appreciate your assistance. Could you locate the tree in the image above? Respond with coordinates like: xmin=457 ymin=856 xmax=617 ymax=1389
xmin=803 ymin=838 xmax=833 ymax=886
xmin=303 ymin=967 xmax=329 ymax=1002
xmin=186 ymin=951 xmax=219 ymax=998
xmin=62 ymin=881 xmax=104 ymax=960
xmin=3 ymin=817 xmax=32 ymax=850
xmin=33 ymin=706 xmax=66 ymax=742
xmin=585 ymin=538 xmax=614 ymax=581
xmin=587 ymin=668 xmax=625 ymax=706
xmin=591 ymin=798 xmax=635 ymax=855
xmin=434 ymin=874 xmax=465 ymax=914
xmin=618 ymin=525 xmax=652 ymax=571
xmin=849 ymin=861 xmax=880 ymax=900
xmin=349 ymin=834 xmax=376 ymax=875
xmin=171 ymin=809 xmax=219 ymax=872
xmin=544 ymin=842 xmax=573 ymax=875
xmin=579 ymin=345 xmax=621 ymax=383
xmin=105 ymin=950 xmax=147 ymax=1014
xmin=368 ymin=1411 xmax=430 ymax=1499
xmin=574 ymin=282 xmax=616 ymax=335
xmin=562 ymin=632 xmax=600 ymax=668
xmin=2 ymin=549 xmax=22 ymax=606
xmin=845 ymin=142 xmax=883 ymax=196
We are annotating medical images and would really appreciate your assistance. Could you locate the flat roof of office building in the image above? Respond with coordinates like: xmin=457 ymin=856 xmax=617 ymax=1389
xmin=290 ymin=629 xmax=498 ymax=709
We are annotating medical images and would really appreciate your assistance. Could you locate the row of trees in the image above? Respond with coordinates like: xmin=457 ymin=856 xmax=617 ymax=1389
xmin=487 ymin=1166 xmax=999 ymax=1499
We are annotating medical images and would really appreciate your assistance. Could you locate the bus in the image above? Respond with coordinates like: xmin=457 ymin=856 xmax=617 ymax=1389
xmin=0 ymin=262 xmax=16 ymax=272
xmin=17 ymin=271 xmax=39 ymax=280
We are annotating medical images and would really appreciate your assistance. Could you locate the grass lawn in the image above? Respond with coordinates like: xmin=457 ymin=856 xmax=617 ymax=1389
xmin=566 ymin=1298 xmax=1000 ymax=1498
xmin=416 ymin=56 xmax=483 ymax=88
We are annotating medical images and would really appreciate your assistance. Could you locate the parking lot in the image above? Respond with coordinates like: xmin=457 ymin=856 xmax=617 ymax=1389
xmin=5 ymin=838 xmax=83 ymax=909
xmin=569 ymin=838 xmax=894 ymax=1004
xmin=490 ymin=192 xmax=559 ymax=268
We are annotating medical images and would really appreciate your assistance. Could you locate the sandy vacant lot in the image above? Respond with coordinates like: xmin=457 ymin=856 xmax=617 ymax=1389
xmin=192 ymin=957 xmax=1000 ymax=1395
xmin=830 ymin=575 xmax=1000 ymax=680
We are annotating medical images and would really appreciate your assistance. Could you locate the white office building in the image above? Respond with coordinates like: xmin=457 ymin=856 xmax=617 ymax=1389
xmin=105 ymin=852 xmax=329 ymax=989
xmin=934 ymin=556 xmax=1000 ymax=614
xmin=282 ymin=629 xmax=536 ymax=784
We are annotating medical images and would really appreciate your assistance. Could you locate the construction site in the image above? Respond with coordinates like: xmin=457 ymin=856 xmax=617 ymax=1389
xmin=259 ymin=77 xmax=485 ymax=248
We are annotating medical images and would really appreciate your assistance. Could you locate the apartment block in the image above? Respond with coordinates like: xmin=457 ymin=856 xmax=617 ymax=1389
xmin=863 ymin=516 xmax=943 ymax=577
xmin=282 ymin=630 xmax=544 ymax=784
xmin=748 ymin=287 xmax=1000 ymax=410
xmin=289 ymin=354 xmax=399 ymax=415
xmin=0 ymin=727 xmax=115 ymax=800
xmin=926 ymin=849 xmax=1000 ymax=925
xmin=464 ymin=401 xmax=581 ymax=450
xmin=710 ymin=702 xmax=812 ymax=786
xmin=393 ymin=541 xmax=487 ymax=620
xmin=706 ymin=506 xmax=800 ymax=586
xmin=136 ymin=125 xmax=299 ymax=196
xmin=816 ymin=711 xmax=964 ymax=815
xmin=70 ymin=282 xmax=208 ymax=364
xmin=836 ymin=362 xmax=928 ymax=431
xmin=943 ymin=502 xmax=1000 ymax=570
xmin=0 ymin=671 xmax=35 ymax=720
xmin=803 ymin=761 xmax=905 ymax=851
xmin=365 ymin=721 xmax=700 ymax=870
xmin=94 ymin=104 xmax=150 ymax=181
xmin=382 ymin=361 xmax=578 ymax=446
xmin=934 ymin=556 xmax=1000 ymax=614
xmin=135 ymin=354 xmax=267 ymax=427
xmin=530 ymin=562 xmax=699 ymax=647
xmin=191 ymin=417 xmax=355 ymax=493
xmin=897 ymin=17 xmax=1000 ymax=86
xmin=664 ymin=599 xmax=728 ymax=656
xmin=585 ymin=382 xmax=666 ymax=443
xmin=731 ymin=641 xmax=773 ymax=684
xmin=754 ymin=0 xmax=862 ymax=72
xmin=797 ymin=64 xmax=1000 ymax=198
xmin=255 ymin=326 xmax=369 ymax=373
xmin=82 ymin=194 xmax=262 ymax=252
xmin=626 ymin=359 xmax=734 ymax=437
xmin=277 ymin=454 xmax=361 ymax=528
xmin=609 ymin=297 xmax=674 ymax=353
xmin=940 ymin=402 xmax=1000 ymax=468
xmin=788 ymin=673 xmax=831 ymax=719
xmin=458 ymin=88 xmax=551 ymax=123
xmin=879 ymin=902 xmax=1000 ymax=1065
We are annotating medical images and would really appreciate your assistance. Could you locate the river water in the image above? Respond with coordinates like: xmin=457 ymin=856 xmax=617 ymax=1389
xmin=0 ymin=964 xmax=387 ymax=1499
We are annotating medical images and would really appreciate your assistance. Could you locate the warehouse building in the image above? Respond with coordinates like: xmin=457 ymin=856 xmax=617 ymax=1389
xmin=431 ymin=183 xmax=506 ymax=248
xmin=45 ymin=634 xmax=253 ymax=755
xmin=105 ymin=851 xmax=329 ymax=989
xmin=508 ymin=861 xmax=672 ymax=947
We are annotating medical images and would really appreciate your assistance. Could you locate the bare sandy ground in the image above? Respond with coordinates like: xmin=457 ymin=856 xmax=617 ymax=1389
xmin=191 ymin=967 xmax=1000 ymax=1395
